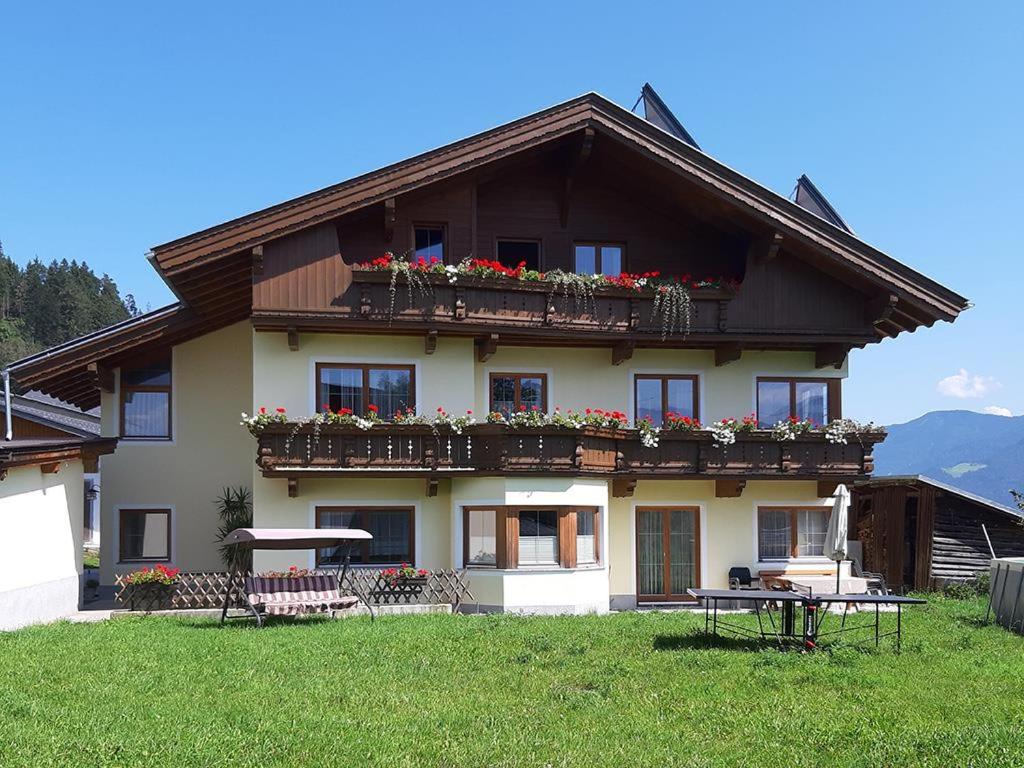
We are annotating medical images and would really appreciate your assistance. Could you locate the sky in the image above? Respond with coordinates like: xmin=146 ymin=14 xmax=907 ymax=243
xmin=1 ymin=3 xmax=1021 ymax=425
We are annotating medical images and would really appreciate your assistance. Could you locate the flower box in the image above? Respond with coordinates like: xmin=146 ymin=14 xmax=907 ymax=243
xmin=124 ymin=581 xmax=176 ymax=611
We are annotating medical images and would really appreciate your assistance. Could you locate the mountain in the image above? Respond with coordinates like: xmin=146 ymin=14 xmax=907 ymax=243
xmin=873 ymin=410 xmax=1024 ymax=507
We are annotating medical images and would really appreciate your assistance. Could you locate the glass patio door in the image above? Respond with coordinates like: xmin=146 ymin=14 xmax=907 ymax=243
xmin=636 ymin=507 xmax=699 ymax=601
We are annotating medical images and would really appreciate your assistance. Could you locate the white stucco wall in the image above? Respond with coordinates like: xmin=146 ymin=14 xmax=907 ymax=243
xmin=0 ymin=460 xmax=85 ymax=631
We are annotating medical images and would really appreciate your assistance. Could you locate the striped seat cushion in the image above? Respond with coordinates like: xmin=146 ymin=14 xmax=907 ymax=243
xmin=245 ymin=575 xmax=359 ymax=616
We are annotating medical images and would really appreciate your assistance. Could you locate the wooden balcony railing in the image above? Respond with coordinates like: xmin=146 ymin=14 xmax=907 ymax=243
xmin=256 ymin=423 xmax=883 ymax=482
xmin=347 ymin=270 xmax=736 ymax=337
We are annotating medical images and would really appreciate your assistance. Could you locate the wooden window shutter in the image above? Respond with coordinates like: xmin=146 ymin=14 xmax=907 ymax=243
xmin=827 ymin=379 xmax=842 ymax=419
xmin=594 ymin=508 xmax=602 ymax=565
xmin=558 ymin=509 xmax=577 ymax=569
xmin=495 ymin=508 xmax=519 ymax=569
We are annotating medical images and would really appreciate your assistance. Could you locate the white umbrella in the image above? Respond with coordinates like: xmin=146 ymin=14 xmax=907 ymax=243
xmin=825 ymin=484 xmax=851 ymax=593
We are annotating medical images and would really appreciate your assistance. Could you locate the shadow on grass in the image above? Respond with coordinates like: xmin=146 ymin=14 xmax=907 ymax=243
xmin=186 ymin=613 xmax=359 ymax=630
xmin=653 ymin=631 xmax=769 ymax=652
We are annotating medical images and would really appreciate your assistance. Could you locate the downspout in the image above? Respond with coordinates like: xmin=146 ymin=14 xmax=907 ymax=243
xmin=3 ymin=369 xmax=12 ymax=441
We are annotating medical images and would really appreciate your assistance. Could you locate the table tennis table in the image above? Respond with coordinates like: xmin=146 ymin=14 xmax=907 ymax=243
xmin=687 ymin=588 xmax=926 ymax=651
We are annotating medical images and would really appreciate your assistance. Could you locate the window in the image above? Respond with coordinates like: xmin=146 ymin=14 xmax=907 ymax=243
xmin=317 ymin=363 xmax=414 ymax=418
xmin=756 ymin=378 xmax=840 ymax=427
xmin=497 ymin=240 xmax=541 ymax=271
xmin=489 ymin=373 xmax=547 ymax=414
xmin=574 ymin=243 xmax=623 ymax=276
xmin=464 ymin=508 xmax=497 ymax=566
xmin=119 ymin=509 xmax=171 ymax=562
xmin=757 ymin=507 xmax=830 ymax=560
xmin=518 ymin=509 xmax=559 ymax=566
xmin=414 ymin=225 xmax=444 ymax=263
xmin=576 ymin=509 xmax=597 ymax=564
xmin=121 ymin=358 xmax=171 ymax=438
xmin=316 ymin=507 xmax=414 ymax=566
xmin=634 ymin=374 xmax=698 ymax=425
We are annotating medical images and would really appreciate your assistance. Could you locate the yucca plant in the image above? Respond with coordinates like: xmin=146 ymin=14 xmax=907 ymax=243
xmin=215 ymin=486 xmax=253 ymax=572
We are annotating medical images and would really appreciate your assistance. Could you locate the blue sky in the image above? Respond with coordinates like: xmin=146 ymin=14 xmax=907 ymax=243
xmin=1 ymin=3 xmax=1020 ymax=425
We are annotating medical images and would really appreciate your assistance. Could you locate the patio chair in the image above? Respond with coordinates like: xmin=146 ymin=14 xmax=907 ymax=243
xmin=850 ymin=557 xmax=889 ymax=595
xmin=728 ymin=567 xmax=761 ymax=590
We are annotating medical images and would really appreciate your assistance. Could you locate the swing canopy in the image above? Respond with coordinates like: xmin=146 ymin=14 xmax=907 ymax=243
xmin=221 ymin=527 xmax=373 ymax=550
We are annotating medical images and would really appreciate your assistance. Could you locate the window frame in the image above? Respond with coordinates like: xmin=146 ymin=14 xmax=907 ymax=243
xmin=118 ymin=508 xmax=172 ymax=563
xmin=462 ymin=506 xmax=499 ymax=568
xmin=757 ymin=506 xmax=831 ymax=561
xmin=495 ymin=238 xmax=542 ymax=271
xmin=412 ymin=222 xmax=447 ymax=264
xmin=488 ymin=372 xmax=548 ymax=414
xmin=119 ymin=357 xmax=172 ymax=440
xmin=315 ymin=362 xmax=416 ymax=417
xmin=573 ymin=241 xmax=626 ymax=275
xmin=755 ymin=377 xmax=841 ymax=426
xmin=315 ymin=506 xmax=416 ymax=567
xmin=634 ymin=505 xmax=701 ymax=602
xmin=633 ymin=374 xmax=700 ymax=425
xmin=461 ymin=505 xmax=600 ymax=570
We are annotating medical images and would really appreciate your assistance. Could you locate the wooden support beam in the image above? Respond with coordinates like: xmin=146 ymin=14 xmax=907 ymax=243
xmin=560 ymin=127 xmax=595 ymax=228
xmin=287 ymin=477 xmax=298 ymax=498
xmin=476 ymin=333 xmax=499 ymax=363
xmin=714 ymin=343 xmax=742 ymax=367
xmin=612 ymin=478 xmax=637 ymax=498
xmin=384 ymin=197 xmax=396 ymax=242
xmin=817 ymin=480 xmax=839 ymax=498
xmin=86 ymin=362 xmax=115 ymax=393
xmin=815 ymin=343 xmax=849 ymax=370
xmin=424 ymin=330 xmax=438 ymax=355
xmin=251 ymin=245 xmax=264 ymax=275
xmin=40 ymin=462 xmax=61 ymax=475
xmin=287 ymin=327 xmax=299 ymax=352
xmin=425 ymin=477 xmax=439 ymax=497
xmin=715 ymin=479 xmax=746 ymax=498
xmin=748 ymin=231 xmax=784 ymax=267
xmin=866 ymin=293 xmax=898 ymax=327
xmin=611 ymin=340 xmax=634 ymax=366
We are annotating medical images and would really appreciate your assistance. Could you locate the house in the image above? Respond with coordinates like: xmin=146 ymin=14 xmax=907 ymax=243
xmin=852 ymin=476 xmax=1024 ymax=590
xmin=0 ymin=391 xmax=103 ymax=545
xmin=0 ymin=436 xmax=116 ymax=630
xmin=5 ymin=89 xmax=968 ymax=613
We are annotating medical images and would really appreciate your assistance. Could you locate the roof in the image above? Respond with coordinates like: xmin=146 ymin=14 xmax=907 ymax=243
xmin=221 ymin=527 xmax=373 ymax=549
xmin=855 ymin=475 xmax=1024 ymax=520
xmin=1 ymin=391 xmax=101 ymax=437
xmin=0 ymin=436 xmax=117 ymax=472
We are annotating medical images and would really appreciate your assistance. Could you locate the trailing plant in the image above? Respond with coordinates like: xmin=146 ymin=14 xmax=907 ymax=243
xmin=363 ymin=252 xmax=436 ymax=324
xmin=215 ymin=486 xmax=253 ymax=572
xmin=637 ymin=417 xmax=661 ymax=448
xmin=123 ymin=564 xmax=180 ymax=586
xmin=651 ymin=282 xmax=693 ymax=339
xmin=771 ymin=416 xmax=815 ymax=441
xmin=824 ymin=418 xmax=877 ymax=445
xmin=709 ymin=418 xmax=741 ymax=447
xmin=544 ymin=269 xmax=600 ymax=318
xmin=241 ymin=407 xmax=288 ymax=437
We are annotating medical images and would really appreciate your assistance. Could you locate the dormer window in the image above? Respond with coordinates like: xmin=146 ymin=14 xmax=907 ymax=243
xmin=574 ymin=243 xmax=622 ymax=276
xmin=414 ymin=225 xmax=445 ymax=263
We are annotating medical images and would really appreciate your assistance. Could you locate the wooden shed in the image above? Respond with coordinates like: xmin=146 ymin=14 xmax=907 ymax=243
xmin=851 ymin=476 xmax=1024 ymax=590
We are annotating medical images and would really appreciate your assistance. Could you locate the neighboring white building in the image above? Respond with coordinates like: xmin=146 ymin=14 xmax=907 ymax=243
xmin=0 ymin=438 xmax=116 ymax=630
xmin=6 ymin=91 xmax=968 ymax=614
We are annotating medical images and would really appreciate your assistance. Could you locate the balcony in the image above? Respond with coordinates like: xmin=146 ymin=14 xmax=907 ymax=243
xmin=255 ymin=423 xmax=884 ymax=495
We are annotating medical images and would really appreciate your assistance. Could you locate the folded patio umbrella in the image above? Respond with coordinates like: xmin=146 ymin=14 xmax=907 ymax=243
xmin=825 ymin=484 xmax=851 ymax=592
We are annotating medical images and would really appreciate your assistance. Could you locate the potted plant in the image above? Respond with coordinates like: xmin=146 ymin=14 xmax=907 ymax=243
xmin=122 ymin=563 xmax=180 ymax=610
xmin=381 ymin=563 xmax=429 ymax=587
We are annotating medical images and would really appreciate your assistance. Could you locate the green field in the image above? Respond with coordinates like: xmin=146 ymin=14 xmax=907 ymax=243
xmin=2 ymin=598 xmax=1023 ymax=767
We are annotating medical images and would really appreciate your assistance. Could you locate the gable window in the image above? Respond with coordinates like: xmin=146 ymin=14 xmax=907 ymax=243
xmin=121 ymin=358 xmax=171 ymax=438
xmin=574 ymin=243 xmax=623 ymax=276
xmin=316 ymin=507 xmax=414 ymax=566
xmin=119 ymin=508 xmax=171 ymax=562
xmin=497 ymin=239 xmax=541 ymax=271
xmin=634 ymin=374 xmax=698 ymax=425
xmin=758 ymin=507 xmax=830 ymax=560
xmin=756 ymin=378 xmax=839 ymax=427
xmin=317 ymin=363 xmax=414 ymax=418
xmin=518 ymin=509 xmax=559 ymax=566
xmin=489 ymin=373 xmax=547 ymax=414
xmin=414 ymin=225 xmax=445 ymax=263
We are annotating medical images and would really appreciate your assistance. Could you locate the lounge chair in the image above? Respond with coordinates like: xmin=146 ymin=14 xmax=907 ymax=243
xmin=851 ymin=558 xmax=889 ymax=595
xmin=240 ymin=574 xmax=361 ymax=626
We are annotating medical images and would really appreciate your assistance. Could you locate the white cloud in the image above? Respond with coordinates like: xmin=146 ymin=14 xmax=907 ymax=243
xmin=983 ymin=405 xmax=1013 ymax=417
xmin=936 ymin=369 xmax=1000 ymax=399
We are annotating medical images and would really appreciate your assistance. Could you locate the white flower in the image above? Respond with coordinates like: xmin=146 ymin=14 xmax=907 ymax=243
xmin=709 ymin=419 xmax=738 ymax=447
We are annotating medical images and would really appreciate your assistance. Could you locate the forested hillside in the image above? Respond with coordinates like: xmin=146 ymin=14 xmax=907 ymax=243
xmin=0 ymin=240 xmax=139 ymax=367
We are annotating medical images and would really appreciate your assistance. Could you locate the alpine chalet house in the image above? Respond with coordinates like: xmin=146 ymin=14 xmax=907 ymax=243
xmin=7 ymin=87 xmax=967 ymax=612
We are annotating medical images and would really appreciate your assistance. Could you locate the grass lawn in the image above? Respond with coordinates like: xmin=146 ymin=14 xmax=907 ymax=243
xmin=2 ymin=597 xmax=1023 ymax=767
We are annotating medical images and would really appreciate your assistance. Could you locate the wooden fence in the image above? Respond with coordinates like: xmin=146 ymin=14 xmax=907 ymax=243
xmin=115 ymin=569 xmax=475 ymax=612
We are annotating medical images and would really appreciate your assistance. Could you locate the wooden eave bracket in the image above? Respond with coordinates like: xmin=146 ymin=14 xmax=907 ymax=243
xmin=287 ymin=327 xmax=300 ymax=352
xmin=866 ymin=293 xmax=898 ymax=327
xmin=86 ymin=362 xmax=115 ymax=393
xmin=251 ymin=245 xmax=264 ymax=275
xmin=560 ymin=127 xmax=595 ymax=228
xmin=715 ymin=479 xmax=746 ymax=498
xmin=287 ymin=477 xmax=298 ymax=498
xmin=40 ymin=462 xmax=61 ymax=475
xmin=714 ymin=343 xmax=742 ymax=367
xmin=425 ymin=477 xmax=439 ymax=497
xmin=425 ymin=330 xmax=438 ymax=355
xmin=384 ymin=198 xmax=396 ymax=242
xmin=815 ymin=343 xmax=849 ymax=370
xmin=611 ymin=340 xmax=634 ymax=366
xmin=476 ymin=333 xmax=499 ymax=363
xmin=612 ymin=478 xmax=637 ymax=498
xmin=748 ymin=231 xmax=783 ymax=268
